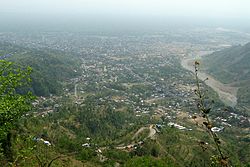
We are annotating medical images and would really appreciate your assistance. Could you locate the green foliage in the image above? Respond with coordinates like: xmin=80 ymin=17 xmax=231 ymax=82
xmin=124 ymin=156 xmax=174 ymax=167
xmin=10 ymin=52 xmax=80 ymax=96
xmin=0 ymin=60 xmax=34 ymax=162
xmin=0 ymin=60 xmax=34 ymax=140
xmin=105 ymin=149 xmax=130 ymax=162
xmin=131 ymin=140 xmax=160 ymax=157
xmin=77 ymin=148 xmax=96 ymax=161
xmin=202 ymin=42 xmax=250 ymax=109
xmin=1 ymin=42 xmax=80 ymax=96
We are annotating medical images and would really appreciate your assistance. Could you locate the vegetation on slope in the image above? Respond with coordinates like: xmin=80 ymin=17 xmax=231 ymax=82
xmin=1 ymin=43 xmax=249 ymax=166
xmin=0 ymin=60 xmax=34 ymax=164
xmin=202 ymin=42 xmax=250 ymax=109
xmin=0 ymin=42 xmax=80 ymax=96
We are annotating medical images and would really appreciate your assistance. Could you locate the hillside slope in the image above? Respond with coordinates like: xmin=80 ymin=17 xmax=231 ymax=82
xmin=0 ymin=42 xmax=80 ymax=96
xmin=202 ymin=42 xmax=250 ymax=110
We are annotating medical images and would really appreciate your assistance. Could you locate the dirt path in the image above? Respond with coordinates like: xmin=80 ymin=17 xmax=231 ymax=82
xmin=132 ymin=125 xmax=156 ymax=140
xmin=148 ymin=125 xmax=157 ymax=139
xmin=116 ymin=125 xmax=157 ymax=150
xmin=181 ymin=57 xmax=238 ymax=107
xmin=132 ymin=127 xmax=147 ymax=140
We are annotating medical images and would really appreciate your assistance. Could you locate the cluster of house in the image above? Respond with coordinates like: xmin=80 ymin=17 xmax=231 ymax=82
xmin=32 ymin=96 xmax=61 ymax=117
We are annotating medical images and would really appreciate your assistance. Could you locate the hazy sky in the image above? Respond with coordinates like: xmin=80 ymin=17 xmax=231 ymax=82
xmin=1 ymin=0 xmax=250 ymax=32
xmin=1 ymin=0 xmax=250 ymax=19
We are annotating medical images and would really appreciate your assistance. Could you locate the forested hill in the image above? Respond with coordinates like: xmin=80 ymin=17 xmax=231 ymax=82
xmin=202 ymin=42 xmax=250 ymax=109
xmin=0 ymin=42 xmax=80 ymax=96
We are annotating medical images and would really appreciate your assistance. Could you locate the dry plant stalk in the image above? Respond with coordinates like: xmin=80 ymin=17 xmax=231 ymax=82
xmin=193 ymin=61 xmax=229 ymax=167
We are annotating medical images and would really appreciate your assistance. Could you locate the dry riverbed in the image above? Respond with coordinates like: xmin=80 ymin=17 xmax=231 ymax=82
xmin=181 ymin=57 xmax=238 ymax=107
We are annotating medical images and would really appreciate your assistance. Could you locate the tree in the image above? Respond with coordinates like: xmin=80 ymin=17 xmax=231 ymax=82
xmin=0 ymin=60 xmax=34 ymax=161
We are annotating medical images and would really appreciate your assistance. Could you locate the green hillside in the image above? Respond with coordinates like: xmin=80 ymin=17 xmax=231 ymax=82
xmin=9 ymin=97 xmax=249 ymax=167
xmin=11 ymin=95 xmax=249 ymax=167
xmin=1 ymin=42 xmax=249 ymax=166
xmin=202 ymin=42 xmax=250 ymax=109
xmin=0 ymin=42 xmax=80 ymax=96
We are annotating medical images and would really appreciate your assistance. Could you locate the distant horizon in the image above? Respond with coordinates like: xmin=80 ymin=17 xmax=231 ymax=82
xmin=1 ymin=0 xmax=250 ymax=18
xmin=0 ymin=15 xmax=250 ymax=33
xmin=0 ymin=0 xmax=250 ymax=33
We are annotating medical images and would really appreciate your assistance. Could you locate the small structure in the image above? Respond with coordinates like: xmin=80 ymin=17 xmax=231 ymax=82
xmin=96 ymin=149 xmax=102 ymax=154
xmin=168 ymin=122 xmax=187 ymax=130
xmin=33 ymin=137 xmax=51 ymax=146
xmin=82 ymin=143 xmax=90 ymax=147
xmin=43 ymin=140 xmax=52 ymax=146
xmin=211 ymin=127 xmax=224 ymax=132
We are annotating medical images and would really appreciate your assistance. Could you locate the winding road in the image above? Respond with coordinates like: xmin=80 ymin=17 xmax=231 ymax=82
xmin=116 ymin=125 xmax=156 ymax=150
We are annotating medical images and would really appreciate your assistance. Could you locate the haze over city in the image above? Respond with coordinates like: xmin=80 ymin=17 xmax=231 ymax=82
xmin=1 ymin=0 xmax=250 ymax=32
